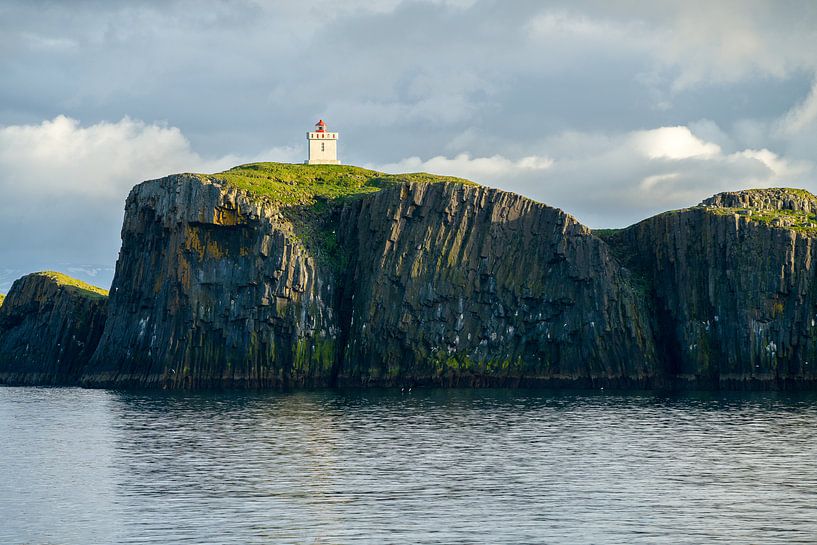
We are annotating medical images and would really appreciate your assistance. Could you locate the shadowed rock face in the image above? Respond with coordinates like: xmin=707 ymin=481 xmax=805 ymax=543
xmin=334 ymin=183 xmax=656 ymax=386
xmin=81 ymin=174 xmax=656 ymax=389
xmin=605 ymin=189 xmax=817 ymax=389
xmin=0 ymin=272 xmax=107 ymax=385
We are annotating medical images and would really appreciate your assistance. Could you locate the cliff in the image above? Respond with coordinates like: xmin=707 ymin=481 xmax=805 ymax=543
xmin=0 ymin=272 xmax=107 ymax=385
xmin=81 ymin=164 xmax=655 ymax=388
xmin=5 ymin=162 xmax=817 ymax=391
xmin=601 ymin=188 xmax=817 ymax=388
xmin=332 ymin=183 xmax=654 ymax=386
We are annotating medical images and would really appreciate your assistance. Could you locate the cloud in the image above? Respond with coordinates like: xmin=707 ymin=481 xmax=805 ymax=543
xmin=2 ymin=1 xmax=817 ymax=287
xmin=776 ymin=80 xmax=817 ymax=136
xmin=374 ymin=153 xmax=553 ymax=180
xmin=631 ymin=126 xmax=721 ymax=160
xmin=0 ymin=115 xmax=294 ymax=289
xmin=377 ymin=124 xmax=813 ymax=228
xmin=525 ymin=3 xmax=817 ymax=91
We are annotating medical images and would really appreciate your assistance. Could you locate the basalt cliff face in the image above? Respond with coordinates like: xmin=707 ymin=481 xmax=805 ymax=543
xmin=603 ymin=189 xmax=817 ymax=388
xmin=81 ymin=172 xmax=656 ymax=388
xmin=0 ymin=272 xmax=107 ymax=385
xmin=4 ymin=163 xmax=817 ymax=390
xmin=83 ymin=175 xmax=340 ymax=388
xmin=329 ymin=182 xmax=655 ymax=386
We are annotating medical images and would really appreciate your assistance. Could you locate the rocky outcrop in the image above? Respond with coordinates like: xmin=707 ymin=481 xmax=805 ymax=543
xmin=701 ymin=188 xmax=817 ymax=213
xmin=0 ymin=272 xmax=107 ymax=385
xmin=7 ymin=166 xmax=817 ymax=391
xmin=605 ymin=189 xmax=817 ymax=389
xmin=334 ymin=183 xmax=655 ymax=386
xmin=81 ymin=173 xmax=656 ymax=388
xmin=83 ymin=175 xmax=339 ymax=388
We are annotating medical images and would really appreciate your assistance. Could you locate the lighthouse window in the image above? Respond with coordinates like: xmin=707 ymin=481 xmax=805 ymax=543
xmin=321 ymin=142 xmax=325 ymax=152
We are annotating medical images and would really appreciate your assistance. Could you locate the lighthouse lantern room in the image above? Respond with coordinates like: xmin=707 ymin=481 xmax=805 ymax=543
xmin=305 ymin=119 xmax=340 ymax=165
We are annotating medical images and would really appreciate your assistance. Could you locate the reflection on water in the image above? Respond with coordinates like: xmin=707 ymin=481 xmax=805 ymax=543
xmin=2 ymin=387 xmax=817 ymax=544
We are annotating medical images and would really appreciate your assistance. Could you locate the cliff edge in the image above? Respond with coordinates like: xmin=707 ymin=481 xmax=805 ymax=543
xmin=601 ymin=188 xmax=817 ymax=388
xmin=0 ymin=272 xmax=107 ymax=385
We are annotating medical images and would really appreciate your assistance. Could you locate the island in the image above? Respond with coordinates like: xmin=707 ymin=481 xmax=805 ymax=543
xmin=2 ymin=163 xmax=817 ymax=390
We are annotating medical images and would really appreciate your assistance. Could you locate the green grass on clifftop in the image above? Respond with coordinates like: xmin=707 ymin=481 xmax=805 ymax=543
xmin=702 ymin=188 xmax=817 ymax=235
xmin=0 ymin=294 xmax=4 ymax=307
xmin=709 ymin=206 xmax=817 ymax=235
xmin=209 ymin=162 xmax=475 ymax=206
xmin=39 ymin=271 xmax=108 ymax=300
xmin=206 ymin=162 xmax=476 ymax=272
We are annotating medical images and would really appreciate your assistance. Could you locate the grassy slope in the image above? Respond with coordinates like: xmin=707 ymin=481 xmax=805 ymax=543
xmin=594 ymin=188 xmax=817 ymax=236
xmin=209 ymin=162 xmax=475 ymax=206
xmin=708 ymin=206 xmax=817 ymax=235
xmin=38 ymin=271 xmax=108 ymax=300
xmin=204 ymin=163 xmax=476 ymax=271
xmin=0 ymin=294 xmax=4 ymax=307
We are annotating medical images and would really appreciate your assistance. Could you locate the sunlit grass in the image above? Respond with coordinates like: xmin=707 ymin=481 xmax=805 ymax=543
xmin=208 ymin=162 xmax=475 ymax=206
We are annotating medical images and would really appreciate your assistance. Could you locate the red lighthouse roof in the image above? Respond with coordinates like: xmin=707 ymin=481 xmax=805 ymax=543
xmin=315 ymin=119 xmax=327 ymax=132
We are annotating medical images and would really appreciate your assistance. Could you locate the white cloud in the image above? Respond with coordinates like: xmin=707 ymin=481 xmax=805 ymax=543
xmin=733 ymin=148 xmax=809 ymax=182
xmin=374 ymin=153 xmax=553 ymax=183
xmin=776 ymin=80 xmax=817 ymax=136
xmin=527 ymin=11 xmax=640 ymax=41
xmin=525 ymin=3 xmax=817 ymax=91
xmin=631 ymin=126 xmax=721 ymax=160
xmin=0 ymin=115 xmax=298 ymax=201
xmin=640 ymin=172 xmax=681 ymax=191
xmin=377 ymin=124 xmax=813 ymax=228
xmin=0 ymin=115 xmax=295 ymax=286
xmin=0 ymin=116 xmax=200 ymax=200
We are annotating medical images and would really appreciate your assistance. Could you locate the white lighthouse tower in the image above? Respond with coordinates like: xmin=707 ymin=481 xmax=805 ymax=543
xmin=305 ymin=119 xmax=340 ymax=165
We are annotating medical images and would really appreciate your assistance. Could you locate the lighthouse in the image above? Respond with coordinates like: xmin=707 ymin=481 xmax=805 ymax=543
xmin=305 ymin=119 xmax=340 ymax=165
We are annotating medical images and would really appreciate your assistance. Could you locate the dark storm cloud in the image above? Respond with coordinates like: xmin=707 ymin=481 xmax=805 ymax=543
xmin=2 ymin=0 xmax=817 ymax=290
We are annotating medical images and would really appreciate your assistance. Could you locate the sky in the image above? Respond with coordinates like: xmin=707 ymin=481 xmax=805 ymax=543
xmin=2 ymin=0 xmax=817 ymax=291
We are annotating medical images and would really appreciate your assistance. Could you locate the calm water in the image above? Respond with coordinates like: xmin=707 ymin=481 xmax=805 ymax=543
xmin=2 ymin=388 xmax=817 ymax=544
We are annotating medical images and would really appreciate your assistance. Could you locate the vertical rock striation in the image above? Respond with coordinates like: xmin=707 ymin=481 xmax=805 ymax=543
xmin=7 ymin=164 xmax=817 ymax=391
xmin=0 ymin=272 xmax=107 ymax=385
xmin=84 ymin=175 xmax=339 ymax=388
xmin=335 ymin=182 xmax=656 ymax=386
xmin=81 ymin=173 xmax=656 ymax=388
xmin=606 ymin=189 xmax=817 ymax=388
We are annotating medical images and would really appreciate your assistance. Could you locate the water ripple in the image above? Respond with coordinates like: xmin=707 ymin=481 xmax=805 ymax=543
xmin=2 ymin=388 xmax=817 ymax=544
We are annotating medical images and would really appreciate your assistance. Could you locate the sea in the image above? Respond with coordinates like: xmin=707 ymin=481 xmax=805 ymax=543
xmin=1 ymin=386 xmax=816 ymax=544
